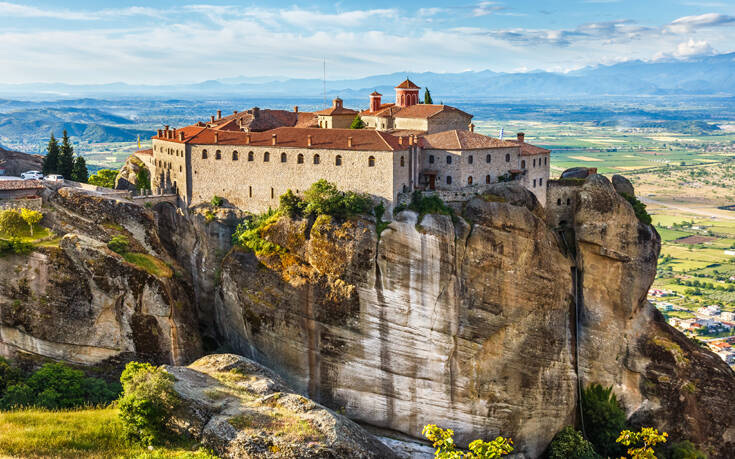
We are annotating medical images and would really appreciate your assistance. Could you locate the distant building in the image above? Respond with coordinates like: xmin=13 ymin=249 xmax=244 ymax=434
xmin=0 ymin=178 xmax=44 ymax=209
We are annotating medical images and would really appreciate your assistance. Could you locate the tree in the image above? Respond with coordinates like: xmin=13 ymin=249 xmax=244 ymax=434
xmin=548 ymin=426 xmax=599 ymax=459
xmin=0 ymin=209 xmax=26 ymax=238
xmin=350 ymin=114 xmax=365 ymax=129
xmin=424 ymin=87 xmax=433 ymax=104
xmin=422 ymin=424 xmax=513 ymax=458
xmin=57 ymin=130 xmax=75 ymax=178
xmin=135 ymin=167 xmax=150 ymax=191
xmin=42 ymin=134 xmax=60 ymax=175
xmin=88 ymin=169 xmax=119 ymax=188
xmin=19 ymin=208 xmax=42 ymax=236
xmin=581 ymin=384 xmax=628 ymax=458
xmin=616 ymin=427 xmax=667 ymax=459
xmin=71 ymin=156 xmax=88 ymax=183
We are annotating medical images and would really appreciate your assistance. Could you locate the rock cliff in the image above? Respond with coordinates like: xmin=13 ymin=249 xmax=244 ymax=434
xmin=204 ymin=179 xmax=734 ymax=457
xmin=0 ymin=187 xmax=202 ymax=370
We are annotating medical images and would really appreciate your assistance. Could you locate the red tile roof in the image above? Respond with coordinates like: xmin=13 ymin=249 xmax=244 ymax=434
xmin=370 ymin=91 xmax=382 ymax=96
xmin=314 ymin=106 xmax=358 ymax=116
xmin=154 ymin=127 xmax=407 ymax=152
xmin=135 ymin=149 xmax=153 ymax=156
xmin=508 ymin=139 xmax=550 ymax=156
xmin=395 ymin=79 xmax=420 ymax=89
xmin=0 ymin=179 xmax=44 ymax=191
xmin=208 ymin=108 xmax=314 ymax=132
xmin=421 ymin=130 xmax=518 ymax=150
xmin=394 ymin=104 xmax=472 ymax=120
xmin=360 ymin=103 xmax=400 ymax=117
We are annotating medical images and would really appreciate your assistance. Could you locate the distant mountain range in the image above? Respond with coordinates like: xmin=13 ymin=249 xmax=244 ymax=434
xmin=0 ymin=108 xmax=150 ymax=145
xmin=0 ymin=53 xmax=733 ymax=101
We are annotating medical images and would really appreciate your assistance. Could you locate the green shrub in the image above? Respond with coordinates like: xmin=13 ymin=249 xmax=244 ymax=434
xmin=108 ymin=235 xmax=129 ymax=254
xmin=0 ymin=209 xmax=26 ymax=238
xmin=0 ymin=357 xmax=22 ymax=394
xmin=548 ymin=426 xmax=599 ymax=459
xmin=0 ymin=361 xmax=119 ymax=410
xmin=232 ymin=209 xmax=283 ymax=256
xmin=422 ymin=424 xmax=513 ymax=458
xmin=302 ymin=180 xmax=372 ymax=219
xmin=118 ymin=362 xmax=179 ymax=446
xmin=396 ymin=191 xmax=456 ymax=223
xmin=620 ymin=192 xmax=652 ymax=225
xmin=88 ymin=169 xmax=118 ymax=188
xmin=279 ymin=189 xmax=306 ymax=218
xmin=374 ymin=202 xmax=390 ymax=236
xmin=663 ymin=440 xmax=707 ymax=459
xmin=9 ymin=238 xmax=31 ymax=254
xmin=582 ymin=384 xmax=627 ymax=458
xmin=210 ymin=195 xmax=223 ymax=207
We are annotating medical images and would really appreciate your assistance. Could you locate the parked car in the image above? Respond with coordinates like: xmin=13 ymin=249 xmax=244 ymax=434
xmin=44 ymin=174 xmax=64 ymax=182
xmin=21 ymin=170 xmax=43 ymax=180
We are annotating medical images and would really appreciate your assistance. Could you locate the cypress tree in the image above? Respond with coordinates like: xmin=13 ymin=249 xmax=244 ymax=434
xmin=350 ymin=114 xmax=365 ymax=129
xmin=42 ymin=134 xmax=60 ymax=175
xmin=424 ymin=88 xmax=433 ymax=104
xmin=71 ymin=156 xmax=88 ymax=183
xmin=57 ymin=130 xmax=75 ymax=179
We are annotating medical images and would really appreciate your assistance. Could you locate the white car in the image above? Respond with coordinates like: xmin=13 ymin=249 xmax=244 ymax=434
xmin=21 ymin=170 xmax=43 ymax=180
xmin=44 ymin=174 xmax=64 ymax=182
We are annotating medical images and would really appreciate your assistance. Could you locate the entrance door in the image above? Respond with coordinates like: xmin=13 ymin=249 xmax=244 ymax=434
xmin=428 ymin=175 xmax=436 ymax=190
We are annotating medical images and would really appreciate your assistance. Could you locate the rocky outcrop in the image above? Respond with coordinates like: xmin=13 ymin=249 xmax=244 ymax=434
xmin=0 ymin=186 xmax=202 ymax=370
xmin=0 ymin=146 xmax=43 ymax=176
xmin=164 ymin=353 xmax=397 ymax=459
xmin=115 ymin=154 xmax=149 ymax=192
xmin=208 ymin=179 xmax=735 ymax=457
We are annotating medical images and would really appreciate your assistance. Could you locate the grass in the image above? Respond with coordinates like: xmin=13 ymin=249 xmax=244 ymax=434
xmin=121 ymin=253 xmax=173 ymax=278
xmin=0 ymin=407 xmax=216 ymax=459
xmin=0 ymin=225 xmax=53 ymax=244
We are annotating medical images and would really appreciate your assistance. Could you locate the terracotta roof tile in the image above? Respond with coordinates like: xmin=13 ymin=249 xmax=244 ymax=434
xmin=395 ymin=79 xmax=420 ymax=89
xmin=208 ymin=108 xmax=310 ymax=132
xmin=370 ymin=91 xmax=382 ymax=96
xmin=394 ymin=104 xmax=472 ymax=120
xmin=507 ymin=140 xmax=550 ymax=156
xmin=314 ymin=106 xmax=358 ymax=116
xmin=421 ymin=130 xmax=518 ymax=150
xmin=0 ymin=179 xmax=44 ymax=191
xmin=360 ymin=104 xmax=399 ymax=117
xmin=135 ymin=149 xmax=153 ymax=156
xmin=154 ymin=126 xmax=406 ymax=152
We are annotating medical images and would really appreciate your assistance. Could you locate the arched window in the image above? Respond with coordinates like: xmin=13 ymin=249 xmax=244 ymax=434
xmin=533 ymin=179 xmax=536 ymax=187
xmin=567 ymin=198 xmax=571 ymax=206
xmin=521 ymin=160 xmax=526 ymax=168
xmin=557 ymin=198 xmax=562 ymax=206
xmin=314 ymin=154 xmax=320 ymax=165
xmin=545 ymin=157 xmax=548 ymax=165
xmin=505 ymin=153 xmax=510 ymax=162
xmin=468 ymin=155 xmax=473 ymax=164
xmin=486 ymin=154 xmax=491 ymax=163
xmin=429 ymin=155 xmax=435 ymax=164
xmin=248 ymin=151 xmax=254 ymax=161
xmin=533 ymin=159 xmax=536 ymax=167
xmin=281 ymin=152 xmax=287 ymax=163
xmin=400 ymin=156 xmax=405 ymax=167
xmin=215 ymin=150 xmax=222 ymax=160
xmin=335 ymin=155 xmax=342 ymax=166
xmin=368 ymin=156 xmax=375 ymax=167
xmin=202 ymin=149 xmax=208 ymax=159
xmin=446 ymin=156 xmax=452 ymax=165
xmin=539 ymin=178 xmax=543 ymax=186
xmin=468 ymin=176 xmax=473 ymax=185
xmin=232 ymin=151 xmax=238 ymax=161
xmin=264 ymin=151 xmax=270 ymax=162
xmin=486 ymin=174 xmax=491 ymax=184
xmin=297 ymin=154 xmax=304 ymax=164
xmin=446 ymin=176 xmax=452 ymax=185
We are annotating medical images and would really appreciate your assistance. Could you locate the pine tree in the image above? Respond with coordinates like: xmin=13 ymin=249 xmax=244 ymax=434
xmin=57 ymin=130 xmax=74 ymax=179
xmin=424 ymin=88 xmax=433 ymax=105
xmin=42 ymin=134 xmax=60 ymax=175
xmin=350 ymin=114 xmax=365 ymax=129
xmin=71 ymin=156 xmax=88 ymax=183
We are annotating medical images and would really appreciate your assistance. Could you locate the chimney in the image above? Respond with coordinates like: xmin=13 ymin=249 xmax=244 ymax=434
xmin=164 ymin=125 xmax=169 ymax=132
xmin=168 ymin=130 xmax=173 ymax=139
xmin=272 ymin=134 xmax=277 ymax=146
xmin=157 ymin=129 xmax=163 ymax=137
xmin=214 ymin=133 xmax=219 ymax=144
xmin=307 ymin=135 xmax=312 ymax=147
xmin=469 ymin=123 xmax=475 ymax=133
xmin=210 ymin=115 xmax=215 ymax=123
xmin=253 ymin=107 xmax=260 ymax=118
xmin=589 ymin=167 xmax=598 ymax=175
xmin=217 ymin=110 xmax=222 ymax=120
xmin=517 ymin=132 xmax=525 ymax=142
xmin=179 ymin=131 xmax=185 ymax=141
xmin=294 ymin=106 xmax=299 ymax=113
xmin=347 ymin=136 xmax=353 ymax=148
xmin=333 ymin=98 xmax=342 ymax=109
xmin=233 ymin=110 xmax=238 ymax=115
xmin=369 ymin=92 xmax=382 ymax=112
xmin=398 ymin=136 xmax=403 ymax=146
xmin=245 ymin=134 xmax=251 ymax=144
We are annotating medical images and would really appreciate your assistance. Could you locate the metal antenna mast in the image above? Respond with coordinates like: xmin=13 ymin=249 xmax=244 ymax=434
xmin=323 ymin=58 xmax=327 ymax=109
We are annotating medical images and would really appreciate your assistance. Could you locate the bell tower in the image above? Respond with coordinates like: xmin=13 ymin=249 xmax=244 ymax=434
xmin=395 ymin=78 xmax=420 ymax=108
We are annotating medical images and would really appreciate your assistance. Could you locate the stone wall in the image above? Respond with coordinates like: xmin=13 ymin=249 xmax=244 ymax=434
xmin=0 ymin=196 xmax=42 ymax=210
xmin=546 ymin=179 xmax=582 ymax=227
xmin=182 ymin=143 xmax=410 ymax=215
xmin=132 ymin=194 xmax=178 ymax=207
xmin=421 ymin=146 xmax=519 ymax=190
xmin=393 ymin=117 xmax=429 ymax=132
xmin=151 ymin=139 xmax=188 ymax=196
xmin=519 ymin=153 xmax=550 ymax=205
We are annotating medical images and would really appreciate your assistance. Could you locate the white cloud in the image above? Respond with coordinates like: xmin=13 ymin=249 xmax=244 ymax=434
xmin=675 ymin=38 xmax=714 ymax=57
xmin=666 ymin=13 xmax=735 ymax=33
xmin=473 ymin=2 xmax=505 ymax=17
xmin=0 ymin=2 xmax=94 ymax=20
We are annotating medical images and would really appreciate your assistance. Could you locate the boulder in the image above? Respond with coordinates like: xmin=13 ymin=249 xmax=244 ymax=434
xmin=612 ymin=174 xmax=635 ymax=196
xmin=115 ymin=154 xmax=150 ymax=192
xmin=164 ymin=354 xmax=398 ymax=459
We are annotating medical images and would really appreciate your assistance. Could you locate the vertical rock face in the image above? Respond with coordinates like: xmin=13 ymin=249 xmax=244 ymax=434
xmin=215 ymin=190 xmax=578 ymax=457
xmin=574 ymin=175 xmax=735 ymax=457
xmin=0 ymin=188 xmax=202 ymax=370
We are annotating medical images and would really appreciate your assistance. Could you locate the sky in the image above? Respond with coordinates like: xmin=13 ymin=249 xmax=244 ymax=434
xmin=0 ymin=0 xmax=734 ymax=84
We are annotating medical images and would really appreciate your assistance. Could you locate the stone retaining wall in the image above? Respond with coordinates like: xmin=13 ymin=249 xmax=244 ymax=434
xmin=0 ymin=196 xmax=42 ymax=210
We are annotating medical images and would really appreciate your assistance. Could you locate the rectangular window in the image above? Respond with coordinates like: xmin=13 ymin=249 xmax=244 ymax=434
xmin=271 ymin=187 xmax=274 ymax=199
xmin=540 ymin=178 xmax=543 ymax=186
xmin=533 ymin=179 xmax=537 ymax=187
xmin=249 ymin=186 xmax=252 ymax=198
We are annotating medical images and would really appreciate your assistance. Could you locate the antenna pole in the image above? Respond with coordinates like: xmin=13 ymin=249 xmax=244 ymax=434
xmin=323 ymin=58 xmax=327 ymax=109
